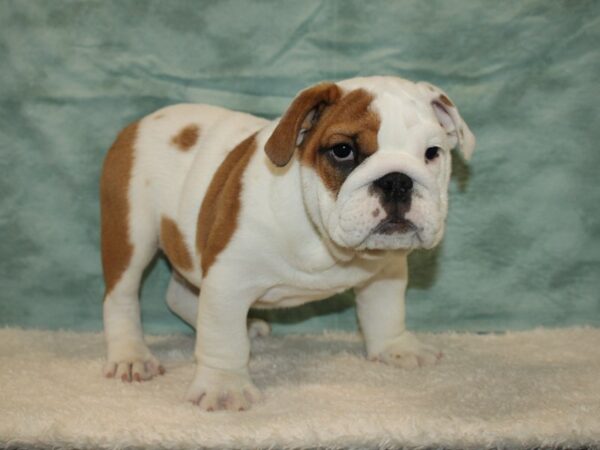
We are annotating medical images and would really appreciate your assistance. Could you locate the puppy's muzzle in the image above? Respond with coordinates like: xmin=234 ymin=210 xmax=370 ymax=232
xmin=372 ymin=172 xmax=415 ymax=234
xmin=372 ymin=172 xmax=413 ymax=204
xmin=338 ymin=151 xmax=434 ymax=206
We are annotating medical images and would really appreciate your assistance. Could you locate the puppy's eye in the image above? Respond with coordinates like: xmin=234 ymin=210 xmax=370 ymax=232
xmin=425 ymin=146 xmax=441 ymax=162
xmin=329 ymin=143 xmax=355 ymax=163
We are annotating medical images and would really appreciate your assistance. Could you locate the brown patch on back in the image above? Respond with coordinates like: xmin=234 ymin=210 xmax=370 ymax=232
xmin=196 ymin=134 xmax=257 ymax=275
xmin=300 ymin=89 xmax=381 ymax=195
xmin=171 ymin=124 xmax=200 ymax=151
xmin=160 ymin=216 xmax=193 ymax=272
xmin=439 ymin=94 xmax=454 ymax=107
xmin=100 ymin=122 xmax=138 ymax=296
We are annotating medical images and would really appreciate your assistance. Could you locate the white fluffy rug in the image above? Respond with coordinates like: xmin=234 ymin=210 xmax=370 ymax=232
xmin=1 ymin=327 xmax=599 ymax=449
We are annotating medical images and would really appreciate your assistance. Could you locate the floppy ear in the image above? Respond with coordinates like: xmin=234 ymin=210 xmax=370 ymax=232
xmin=418 ymin=82 xmax=476 ymax=161
xmin=265 ymin=82 xmax=342 ymax=167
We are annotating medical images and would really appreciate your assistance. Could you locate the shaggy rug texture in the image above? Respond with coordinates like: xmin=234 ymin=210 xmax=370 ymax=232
xmin=1 ymin=327 xmax=599 ymax=449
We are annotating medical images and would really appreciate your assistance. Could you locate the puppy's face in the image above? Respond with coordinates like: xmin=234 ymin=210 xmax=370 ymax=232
xmin=265 ymin=76 xmax=476 ymax=252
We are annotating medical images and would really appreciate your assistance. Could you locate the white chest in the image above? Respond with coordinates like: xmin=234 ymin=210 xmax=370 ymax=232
xmin=252 ymin=259 xmax=380 ymax=308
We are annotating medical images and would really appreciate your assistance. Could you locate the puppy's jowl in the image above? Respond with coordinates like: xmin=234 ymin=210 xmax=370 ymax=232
xmin=100 ymin=76 xmax=475 ymax=411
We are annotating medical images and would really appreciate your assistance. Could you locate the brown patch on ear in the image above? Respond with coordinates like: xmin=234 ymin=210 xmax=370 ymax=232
xmin=265 ymin=83 xmax=341 ymax=167
xmin=196 ymin=134 xmax=257 ymax=275
xmin=160 ymin=216 xmax=193 ymax=272
xmin=100 ymin=122 xmax=138 ymax=296
xmin=439 ymin=94 xmax=454 ymax=107
xmin=300 ymin=89 xmax=381 ymax=195
xmin=171 ymin=124 xmax=200 ymax=151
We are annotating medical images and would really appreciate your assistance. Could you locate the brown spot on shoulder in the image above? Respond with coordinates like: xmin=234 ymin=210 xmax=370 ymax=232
xmin=154 ymin=113 xmax=165 ymax=120
xmin=300 ymin=89 xmax=381 ymax=195
xmin=100 ymin=122 xmax=138 ymax=297
xmin=439 ymin=94 xmax=454 ymax=107
xmin=160 ymin=216 xmax=193 ymax=272
xmin=196 ymin=133 xmax=257 ymax=275
xmin=171 ymin=124 xmax=200 ymax=151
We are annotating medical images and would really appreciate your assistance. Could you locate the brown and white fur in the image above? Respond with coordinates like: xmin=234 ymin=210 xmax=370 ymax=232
xmin=100 ymin=76 xmax=476 ymax=411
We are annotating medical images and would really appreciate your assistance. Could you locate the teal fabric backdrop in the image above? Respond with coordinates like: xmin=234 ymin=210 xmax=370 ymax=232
xmin=1 ymin=0 xmax=599 ymax=334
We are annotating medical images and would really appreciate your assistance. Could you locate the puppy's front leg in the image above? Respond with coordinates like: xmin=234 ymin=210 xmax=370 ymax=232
xmin=186 ymin=271 xmax=261 ymax=411
xmin=355 ymin=255 xmax=442 ymax=368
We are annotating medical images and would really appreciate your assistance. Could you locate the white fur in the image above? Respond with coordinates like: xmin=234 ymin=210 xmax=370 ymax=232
xmin=102 ymin=76 xmax=475 ymax=410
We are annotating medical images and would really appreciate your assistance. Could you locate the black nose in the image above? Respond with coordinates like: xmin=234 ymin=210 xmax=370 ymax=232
xmin=373 ymin=172 xmax=413 ymax=201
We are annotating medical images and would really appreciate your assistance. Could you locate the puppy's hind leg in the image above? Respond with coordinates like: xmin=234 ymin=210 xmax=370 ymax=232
xmin=166 ymin=273 xmax=199 ymax=327
xmin=166 ymin=273 xmax=270 ymax=338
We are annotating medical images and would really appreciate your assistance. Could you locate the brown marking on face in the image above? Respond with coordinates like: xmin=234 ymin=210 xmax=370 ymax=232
xmin=300 ymin=89 xmax=381 ymax=195
xmin=439 ymin=94 xmax=454 ymax=107
xmin=372 ymin=208 xmax=380 ymax=218
xmin=171 ymin=124 xmax=200 ymax=151
xmin=100 ymin=122 xmax=138 ymax=297
xmin=196 ymin=133 xmax=257 ymax=275
xmin=160 ymin=216 xmax=193 ymax=272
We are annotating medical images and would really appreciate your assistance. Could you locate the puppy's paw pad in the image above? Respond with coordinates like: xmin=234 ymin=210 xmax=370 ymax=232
xmin=103 ymin=356 xmax=165 ymax=382
xmin=188 ymin=385 xmax=260 ymax=411
xmin=374 ymin=333 xmax=442 ymax=369
xmin=186 ymin=367 xmax=261 ymax=411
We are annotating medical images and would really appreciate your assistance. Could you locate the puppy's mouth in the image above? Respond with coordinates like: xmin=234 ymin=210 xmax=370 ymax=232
xmin=372 ymin=217 xmax=418 ymax=235
xmin=349 ymin=216 xmax=425 ymax=251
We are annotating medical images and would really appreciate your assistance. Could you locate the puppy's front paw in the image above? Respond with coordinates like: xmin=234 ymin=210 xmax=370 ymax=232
xmin=186 ymin=365 xmax=261 ymax=411
xmin=103 ymin=342 xmax=165 ymax=382
xmin=103 ymin=355 xmax=165 ymax=382
xmin=371 ymin=332 xmax=442 ymax=369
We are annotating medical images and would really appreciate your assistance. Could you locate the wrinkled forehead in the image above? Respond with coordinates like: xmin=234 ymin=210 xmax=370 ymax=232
xmin=339 ymin=77 xmax=439 ymax=148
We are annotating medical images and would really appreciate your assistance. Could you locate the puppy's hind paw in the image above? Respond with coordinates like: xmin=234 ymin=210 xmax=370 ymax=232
xmin=371 ymin=332 xmax=442 ymax=369
xmin=247 ymin=318 xmax=271 ymax=339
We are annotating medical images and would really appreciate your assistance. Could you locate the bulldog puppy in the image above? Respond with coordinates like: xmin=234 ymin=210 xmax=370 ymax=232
xmin=100 ymin=76 xmax=475 ymax=411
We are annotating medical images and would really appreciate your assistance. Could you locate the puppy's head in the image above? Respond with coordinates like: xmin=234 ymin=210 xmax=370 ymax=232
xmin=265 ymin=76 xmax=476 ymax=252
